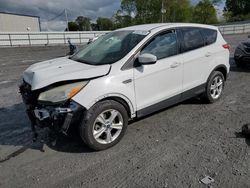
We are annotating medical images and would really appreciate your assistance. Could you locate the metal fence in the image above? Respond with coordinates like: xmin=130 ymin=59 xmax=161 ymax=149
xmin=0 ymin=23 xmax=249 ymax=47
xmin=219 ymin=23 xmax=250 ymax=35
xmin=0 ymin=31 xmax=108 ymax=46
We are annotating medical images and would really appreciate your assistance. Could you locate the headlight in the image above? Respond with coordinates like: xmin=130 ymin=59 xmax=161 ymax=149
xmin=38 ymin=81 xmax=88 ymax=102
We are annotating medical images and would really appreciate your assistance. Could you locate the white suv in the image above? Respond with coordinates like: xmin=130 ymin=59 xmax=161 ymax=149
xmin=20 ymin=23 xmax=230 ymax=150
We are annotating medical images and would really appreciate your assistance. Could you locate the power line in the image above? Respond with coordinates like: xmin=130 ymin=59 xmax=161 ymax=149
xmin=47 ymin=10 xmax=65 ymax=21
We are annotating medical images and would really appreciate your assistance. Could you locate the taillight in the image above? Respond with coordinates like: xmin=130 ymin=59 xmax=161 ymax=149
xmin=222 ymin=44 xmax=230 ymax=49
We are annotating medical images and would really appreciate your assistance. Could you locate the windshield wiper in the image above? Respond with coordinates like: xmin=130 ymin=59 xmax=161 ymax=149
xmin=72 ymin=58 xmax=93 ymax=65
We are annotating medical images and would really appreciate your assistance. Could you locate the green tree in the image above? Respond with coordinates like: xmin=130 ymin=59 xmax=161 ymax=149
xmin=121 ymin=0 xmax=136 ymax=17
xmin=112 ymin=10 xmax=134 ymax=29
xmin=91 ymin=23 xmax=99 ymax=31
xmin=120 ymin=0 xmax=192 ymax=25
xmin=76 ymin=16 xmax=91 ymax=31
xmin=168 ymin=0 xmax=192 ymax=22
xmin=67 ymin=21 xmax=79 ymax=31
xmin=96 ymin=17 xmax=113 ymax=30
xmin=192 ymin=0 xmax=218 ymax=24
xmin=224 ymin=0 xmax=250 ymax=21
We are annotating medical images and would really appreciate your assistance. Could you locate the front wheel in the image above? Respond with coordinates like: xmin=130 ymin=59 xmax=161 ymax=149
xmin=204 ymin=71 xmax=225 ymax=103
xmin=79 ymin=100 xmax=128 ymax=150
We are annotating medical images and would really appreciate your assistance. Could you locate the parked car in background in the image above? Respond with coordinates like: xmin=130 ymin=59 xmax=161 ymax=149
xmin=234 ymin=36 xmax=250 ymax=67
xmin=20 ymin=23 xmax=230 ymax=150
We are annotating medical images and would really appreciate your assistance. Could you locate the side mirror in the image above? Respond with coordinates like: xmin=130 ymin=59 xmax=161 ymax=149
xmin=138 ymin=53 xmax=157 ymax=65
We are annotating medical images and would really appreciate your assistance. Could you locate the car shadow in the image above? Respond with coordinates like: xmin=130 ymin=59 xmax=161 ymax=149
xmin=229 ymin=57 xmax=250 ymax=73
xmin=234 ymin=131 xmax=250 ymax=147
xmin=230 ymin=65 xmax=250 ymax=73
xmin=0 ymin=103 xmax=93 ymax=154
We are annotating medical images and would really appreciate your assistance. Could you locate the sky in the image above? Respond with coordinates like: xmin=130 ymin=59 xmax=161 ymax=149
xmin=0 ymin=0 xmax=121 ymax=31
xmin=0 ymin=0 xmax=224 ymax=31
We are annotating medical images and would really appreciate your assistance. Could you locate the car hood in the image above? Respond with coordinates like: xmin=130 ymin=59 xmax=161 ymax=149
xmin=23 ymin=57 xmax=111 ymax=90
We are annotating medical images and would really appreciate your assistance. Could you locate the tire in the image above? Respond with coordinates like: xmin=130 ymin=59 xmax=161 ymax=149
xmin=79 ymin=100 xmax=128 ymax=151
xmin=204 ymin=71 xmax=225 ymax=103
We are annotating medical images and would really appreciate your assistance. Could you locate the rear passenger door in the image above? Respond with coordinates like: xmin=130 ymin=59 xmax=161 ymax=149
xmin=177 ymin=27 xmax=216 ymax=94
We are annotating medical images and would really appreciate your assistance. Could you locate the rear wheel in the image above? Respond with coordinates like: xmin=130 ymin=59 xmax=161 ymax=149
xmin=79 ymin=100 xmax=128 ymax=150
xmin=204 ymin=71 xmax=225 ymax=103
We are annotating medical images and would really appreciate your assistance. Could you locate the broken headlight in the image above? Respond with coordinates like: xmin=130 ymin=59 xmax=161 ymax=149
xmin=38 ymin=81 xmax=88 ymax=103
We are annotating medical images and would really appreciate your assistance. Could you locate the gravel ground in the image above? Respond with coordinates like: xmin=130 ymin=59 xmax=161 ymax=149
xmin=0 ymin=34 xmax=250 ymax=188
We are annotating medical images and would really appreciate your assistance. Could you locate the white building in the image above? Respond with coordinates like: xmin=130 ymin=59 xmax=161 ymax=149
xmin=0 ymin=12 xmax=40 ymax=32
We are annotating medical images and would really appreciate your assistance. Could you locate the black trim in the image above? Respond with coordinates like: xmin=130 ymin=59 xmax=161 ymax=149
xmin=181 ymin=84 xmax=206 ymax=102
xmin=137 ymin=83 xmax=206 ymax=118
xmin=137 ymin=93 xmax=181 ymax=118
xmin=210 ymin=64 xmax=228 ymax=80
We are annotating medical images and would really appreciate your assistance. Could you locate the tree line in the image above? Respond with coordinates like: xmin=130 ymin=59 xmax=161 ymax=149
xmin=66 ymin=0 xmax=250 ymax=31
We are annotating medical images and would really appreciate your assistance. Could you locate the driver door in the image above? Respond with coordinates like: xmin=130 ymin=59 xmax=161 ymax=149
xmin=134 ymin=30 xmax=183 ymax=115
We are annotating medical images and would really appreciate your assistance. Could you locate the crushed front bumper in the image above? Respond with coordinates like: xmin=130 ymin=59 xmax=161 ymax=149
xmin=27 ymin=101 xmax=84 ymax=134
xmin=19 ymin=81 xmax=85 ymax=134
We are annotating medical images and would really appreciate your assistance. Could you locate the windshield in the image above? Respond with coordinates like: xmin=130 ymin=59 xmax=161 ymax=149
xmin=70 ymin=30 xmax=149 ymax=65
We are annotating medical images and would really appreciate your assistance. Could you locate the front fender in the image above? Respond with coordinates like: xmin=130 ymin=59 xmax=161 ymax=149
xmin=84 ymin=93 xmax=136 ymax=118
xmin=72 ymin=69 xmax=136 ymax=118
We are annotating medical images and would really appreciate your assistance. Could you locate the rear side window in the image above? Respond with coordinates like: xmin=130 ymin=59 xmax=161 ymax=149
xmin=200 ymin=28 xmax=217 ymax=45
xmin=180 ymin=28 xmax=204 ymax=52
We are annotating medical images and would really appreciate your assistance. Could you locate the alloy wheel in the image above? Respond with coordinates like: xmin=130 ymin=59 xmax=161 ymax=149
xmin=210 ymin=75 xmax=223 ymax=99
xmin=92 ymin=109 xmax=123 ymax=144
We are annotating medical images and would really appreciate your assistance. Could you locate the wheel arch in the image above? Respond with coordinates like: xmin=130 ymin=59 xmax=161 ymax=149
xmin=208 ymin=64 xmax=228 ymax=81
xmin=86 ymin=93 xmax=135 ymax=119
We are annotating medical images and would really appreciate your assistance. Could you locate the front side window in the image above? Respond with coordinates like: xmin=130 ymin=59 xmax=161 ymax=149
xmin=141 ymin=30 xmax=177 ymax=60
xmin=181 ymin=28 xmax=204 ymax=52
xmin=71 ymin=30 xmax=148 ymax=65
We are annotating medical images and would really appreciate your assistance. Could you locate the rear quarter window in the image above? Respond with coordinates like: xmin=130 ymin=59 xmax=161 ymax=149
xmin=200 ymin=28 xmax=217 ymax=45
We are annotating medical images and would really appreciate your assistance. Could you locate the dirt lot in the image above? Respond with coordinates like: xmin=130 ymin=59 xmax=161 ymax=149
xmin=0 ymin=34 xmax=250 ymax=188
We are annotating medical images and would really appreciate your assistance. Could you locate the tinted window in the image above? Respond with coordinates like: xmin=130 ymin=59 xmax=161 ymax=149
xmin=200 ymin=28 xmax=217 ymax=45
xmin=181 ymin=28 xmax=204 ymax=52
xmin=141 ymin=31 xmax=177 ymax=59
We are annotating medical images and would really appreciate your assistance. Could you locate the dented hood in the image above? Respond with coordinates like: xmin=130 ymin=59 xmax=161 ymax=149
xmin=23 ymin=57 xmax=110 ymax=90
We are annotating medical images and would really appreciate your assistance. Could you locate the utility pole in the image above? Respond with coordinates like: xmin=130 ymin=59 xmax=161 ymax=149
xmin=173 ymin=0 xmax=176 ymax=22
xmin=65 ymin=9 xmax=69 ymax=31
xmin=161 ymin=0 xmax=166 ymax=23
xmin=161 ymin=0 xmax=163 ymax=23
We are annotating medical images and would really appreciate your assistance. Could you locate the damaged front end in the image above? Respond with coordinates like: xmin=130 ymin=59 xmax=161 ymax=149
xmin=19 ymin=81 xmax=85 ymax=138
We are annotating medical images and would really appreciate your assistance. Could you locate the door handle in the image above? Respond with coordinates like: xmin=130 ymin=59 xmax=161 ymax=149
xmin=205 ymin=52 xmax=212 ymax=57
xmin=170 ymin=62 xmax=181 ymax=68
